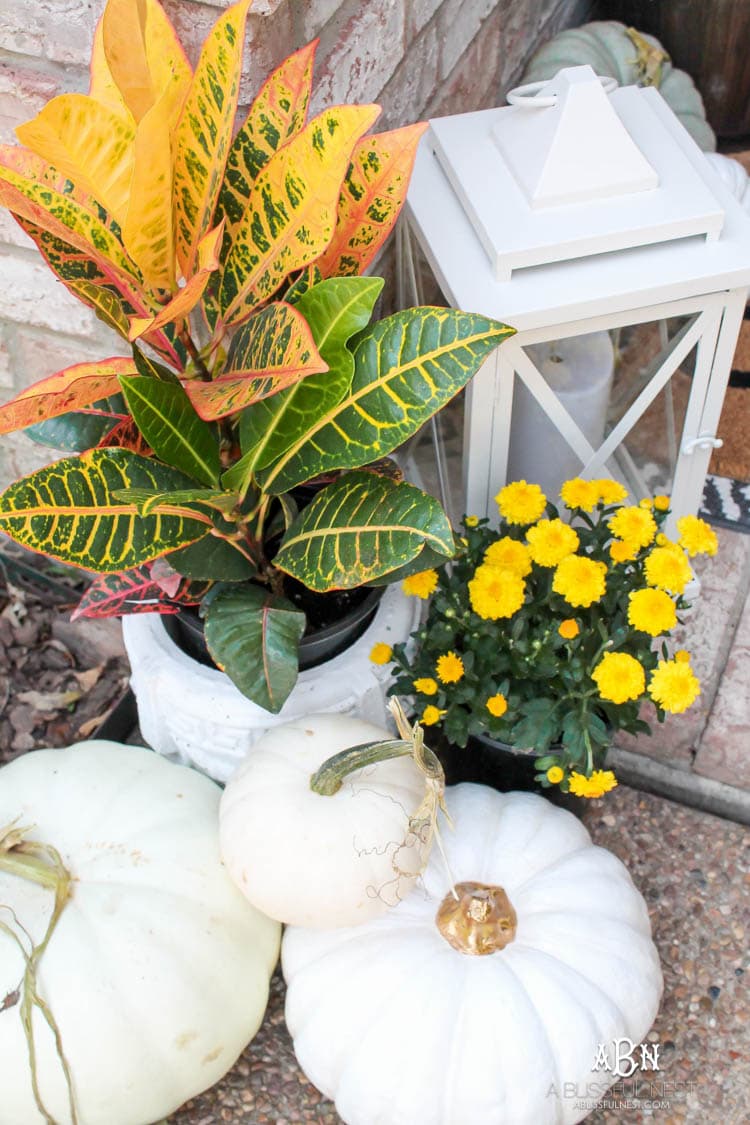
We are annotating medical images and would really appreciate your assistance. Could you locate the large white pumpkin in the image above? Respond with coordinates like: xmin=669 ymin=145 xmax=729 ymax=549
xmin=220 ymin=713 xmax=432 ymax=928
xmin=283 ymin=784 xmax=663 ymax=1125
xmin=0 ymin=741 xmax=280 ymax=1125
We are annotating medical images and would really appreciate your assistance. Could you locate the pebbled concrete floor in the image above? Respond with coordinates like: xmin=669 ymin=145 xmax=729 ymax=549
xmin=171 ymin=784 xmax=750 ymax=1125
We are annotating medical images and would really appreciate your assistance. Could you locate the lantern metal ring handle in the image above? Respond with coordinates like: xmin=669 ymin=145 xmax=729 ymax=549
xmin=506 ymin=75 xmax=618 ymax=108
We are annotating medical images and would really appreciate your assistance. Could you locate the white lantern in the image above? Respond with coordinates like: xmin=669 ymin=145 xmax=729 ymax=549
xmin=398 ymin=66 xmax=750 ymax=535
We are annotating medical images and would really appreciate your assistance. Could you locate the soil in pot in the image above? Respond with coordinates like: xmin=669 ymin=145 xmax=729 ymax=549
xmin=433 ymin=730 xmax=585 ymax=817
xmin=165 ymin=583 xmax=384 ymax=672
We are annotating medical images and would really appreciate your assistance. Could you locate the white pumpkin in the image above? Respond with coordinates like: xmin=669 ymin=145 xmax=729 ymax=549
xmin=0 ymin=741 xmax=280 ymax=1125
xmin=283 ymin=784 xmax=663 ymax=1125
xmin=220 ymin=713 xmax=433 ymax=928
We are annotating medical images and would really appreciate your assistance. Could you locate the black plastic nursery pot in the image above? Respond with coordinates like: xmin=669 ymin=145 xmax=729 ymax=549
xmin=165 ymin=585 xmax=384 ymax=672
xmin=434 ymin=730 xmax=585 ymax=817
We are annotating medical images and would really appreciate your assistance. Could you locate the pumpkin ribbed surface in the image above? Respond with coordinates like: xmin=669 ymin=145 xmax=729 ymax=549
xmin=283 ymin=784 xmax=662 ymax=1125
xmin=0 ymin=741 xmax=280 ymax=1125
xmin=522 ymin=20 xmax=716 ymax=152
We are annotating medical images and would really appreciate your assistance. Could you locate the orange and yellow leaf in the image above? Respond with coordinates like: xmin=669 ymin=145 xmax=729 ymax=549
xmin=219 ymin=39 xmax=317 ymax=227
xmin=317 ymin=122 xmax=427 ymax=278
xmin=100 ymin=0 xmax=191 ymax=124
xmin=219 ymin=103 xmax=380 ymax=326
xmin=89 ymin=14 xmax=130 ymax=118
xmin=173 ymin=0 xmax=250 ymax=279
xmin=185 ymin=301 xmax=327 ymax=420
xmin=16 ymin=94 xmax=136 ymax=227
xmin=0 ymin=357 xmax=138 ymax=435
xmin=122 ymin=80 xmax=187 ymax=290
xmin=129 ymin=221 xmax=224 ymax=340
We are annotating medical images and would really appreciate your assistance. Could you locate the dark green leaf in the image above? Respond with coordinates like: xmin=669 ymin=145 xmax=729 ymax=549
xmin=203 ymin=584 xmax=306 ymax=712
xmin=120 ymin=376 xmax=220 ymax=486
xmin=25 ymin=393 xmax=126 ymax=451
xmin=168 ymin=535 xmax=258 ymax=581
xmin=131 ymin=346 xmax=180 ymax=384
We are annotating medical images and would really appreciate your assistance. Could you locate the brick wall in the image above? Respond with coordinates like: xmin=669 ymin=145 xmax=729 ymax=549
xmin=0 ymin=0 xmax=591 ymax=485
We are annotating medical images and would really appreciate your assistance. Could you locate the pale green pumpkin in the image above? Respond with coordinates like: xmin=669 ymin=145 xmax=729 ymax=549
xmin=522 ymin=20 xmax=716 ymax=152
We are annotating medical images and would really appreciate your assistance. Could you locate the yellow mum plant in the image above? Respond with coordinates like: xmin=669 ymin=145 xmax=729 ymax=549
xmin=388 ymin=478 xmax=718 ymax=798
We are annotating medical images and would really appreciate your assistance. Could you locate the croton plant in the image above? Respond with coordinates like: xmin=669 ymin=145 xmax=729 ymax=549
xmin=0 ymin=0 xmax=512 ymax=711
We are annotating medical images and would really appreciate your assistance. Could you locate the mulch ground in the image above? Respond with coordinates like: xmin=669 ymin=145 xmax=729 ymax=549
xmin=0 ymin=541 xmax=130 ymax=760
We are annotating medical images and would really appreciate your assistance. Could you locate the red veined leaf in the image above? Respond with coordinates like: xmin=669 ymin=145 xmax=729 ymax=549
xmin=71 ymin=564 xmax=211 ymax=621
xmin=97 ymin=417 xmax=152 ymax=456
xmin=317 ymin=122 xmax=428 ymax=277
xmin=185 ymin=301 xmax=327 ymax=421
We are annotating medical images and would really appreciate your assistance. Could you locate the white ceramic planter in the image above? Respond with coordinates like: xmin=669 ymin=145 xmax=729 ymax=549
xmin=122 ymin=585 xmax=420 ymax=783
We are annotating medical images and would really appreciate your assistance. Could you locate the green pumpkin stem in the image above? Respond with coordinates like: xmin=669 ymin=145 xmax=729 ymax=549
xmin=309 ymin=738 xmax=416 ymax=796
xmin=0 ymin=822 xmax=78 ymax=1125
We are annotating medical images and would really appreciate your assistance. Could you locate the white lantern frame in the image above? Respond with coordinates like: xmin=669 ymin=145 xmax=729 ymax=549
xmin=396 ymin=88 xmax=750 ymax=539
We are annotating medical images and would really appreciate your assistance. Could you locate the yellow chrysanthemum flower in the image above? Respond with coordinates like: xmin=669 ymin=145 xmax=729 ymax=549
xmin=468 ymin=564 xmax=526 ymax=620
xmin=628 ymin=587 xmax=677 ymax=636
xmin=526 ymin=518 xmax=580 ymax=567
xmin=485 ymin=693 xmax=508 ymax=717
xmin=464 ymin=515 xmax=479 ymax=527
xmin=648 ymin=658 xmax=700 ymax=714
xmin=402 ymin=568 xmax=438 ymax=599
xmin=560 ymin=477 xmax=599 ymax=512
xmin=608 ymin=505 xmax=657 ymax=548
xmin=677 ymin=515 xmax=718 ymax=558
xmin=369 ymin=643 xmax=392 ymax=665
xmin=654 ymin=494 xmax=671 ymax=511
xmin=644 ymin=546 xmax=692 ymax=595
xmin=568 ymin=770 xmax=618 ymax=798
xmin=552 ymin=555 xmax=607 ymax=608
xmin=546 ymin=766 xmax=564 ymax=784
xmin=594 ymin=478 xmax=628 ymax=505
xmin=421 ymin=705 xmax=446 ymax=726
xmin=591 ymin=651 xmax=645 ymax=704
xmin=436 ymin=650 xmax=465 ymax=683
xmin=674 ymin=649 xmax=691 ymax=663
xmin=639 ymin=497 xmax=654 ymax=509
xmin=609 ymin=538 xmax=639 ymax=564
xmin=483 ymin=536 xmax=532 ymax=577
xmin=558 ymin=618 xmax=579 ymax=639
xmin=413 ymin=677 xmax=438 ymax=695
xmin=495 ymin=480 xmax=547 ymax=525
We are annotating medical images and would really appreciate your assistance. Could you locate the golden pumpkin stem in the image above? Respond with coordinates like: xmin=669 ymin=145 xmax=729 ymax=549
xmin=436 ymin=881 xmax=518 ymax=956
xmin=626 ymin=26 xmax=669 ymax=88
xmin=0 ymin=821 xmax=78 ymax=1125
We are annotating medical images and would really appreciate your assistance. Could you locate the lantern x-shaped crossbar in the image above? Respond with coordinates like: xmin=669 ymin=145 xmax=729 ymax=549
xmin=396 ymin=216 xmax=746 ymax=541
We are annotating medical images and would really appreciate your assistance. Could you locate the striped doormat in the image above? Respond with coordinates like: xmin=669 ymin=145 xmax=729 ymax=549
xmin=700 ymin=473 xmax=750 ymax=533
xmin=699 ymin=308 xmax=750 ymax=533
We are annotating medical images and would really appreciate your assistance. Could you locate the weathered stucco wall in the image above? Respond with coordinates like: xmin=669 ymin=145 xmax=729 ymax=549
xmin=0 ymin=0 xmax=590 ymax=485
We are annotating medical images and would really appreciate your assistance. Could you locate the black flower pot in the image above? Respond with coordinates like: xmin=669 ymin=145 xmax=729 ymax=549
xmin=166 ymin=585 xmax=383 ymax=671
xmin=434 ymin=730 xmax=584 ymax=817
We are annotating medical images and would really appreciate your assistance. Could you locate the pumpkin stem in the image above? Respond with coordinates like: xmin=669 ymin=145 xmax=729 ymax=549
xmin=309 ymin=700 xmax=459 ymax=899
xmin=0 ymin=821 xmax=79 ymax=1125
xmin=436 ymin=882 xmax=518 ymax=956
xmin=309 ymin=699 xmax=445 ymax=797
